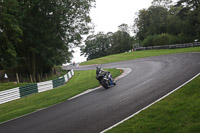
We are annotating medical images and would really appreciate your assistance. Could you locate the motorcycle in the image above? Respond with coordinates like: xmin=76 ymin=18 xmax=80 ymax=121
xmin=96 ymin=71 xmax=116 ymax=89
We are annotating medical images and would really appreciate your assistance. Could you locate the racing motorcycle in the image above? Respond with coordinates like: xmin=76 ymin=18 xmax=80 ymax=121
xmin=96 ymin=66 xmax=116 ymax=89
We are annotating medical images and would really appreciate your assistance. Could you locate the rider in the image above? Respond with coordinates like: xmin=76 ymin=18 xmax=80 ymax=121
xmin=96 ymin=66 xmax=116 ymax=85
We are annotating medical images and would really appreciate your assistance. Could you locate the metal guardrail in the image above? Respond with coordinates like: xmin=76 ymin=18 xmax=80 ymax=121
xmin=0 ymin=70 xmax=74 ymax=104
xmin=38 ymin=80 xmax=53 ymax=93
xmin=19 ymin=84 xmax=38 ymax=97
xmin=135 ymin=42 xmax=200 ymax=51
xmin=0 ymin=87 xmax=20 ymax=104
xmin=53 ymin=77 xmax=65 ymax=88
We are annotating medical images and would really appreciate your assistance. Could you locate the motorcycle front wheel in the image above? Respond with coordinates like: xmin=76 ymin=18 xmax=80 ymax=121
xmin=100 ymin=80 xmax=109 ymax=89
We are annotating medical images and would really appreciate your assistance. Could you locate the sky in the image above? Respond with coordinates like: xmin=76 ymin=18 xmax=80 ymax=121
xmin=71 ymin=0 xmax=153 ymax=64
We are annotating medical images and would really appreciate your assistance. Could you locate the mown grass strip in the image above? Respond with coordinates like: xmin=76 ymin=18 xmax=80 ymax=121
xmin=106 ymin=75 xmax=200 ymax=133
xmin=80 ymin=47 xmax=200 ymax=65
xmin=0 ymin=69 xmax=122 ymax=123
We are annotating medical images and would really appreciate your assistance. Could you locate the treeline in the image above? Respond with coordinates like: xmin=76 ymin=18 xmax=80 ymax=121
xmin=0 ymin=0 xmax=94 ymax=82
xmin=81 ymin=24 xmax=133 ymax=60
xmin=135 ymin=0 xmax=200 ymax=46
xmin=81 ymin=0 xmax=200 ymax=60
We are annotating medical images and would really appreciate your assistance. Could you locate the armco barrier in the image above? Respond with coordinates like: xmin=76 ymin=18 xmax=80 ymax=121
xmin=0 ymin=87 xmax=20 ymax=104
xmin=19 ymin=84 xmax=38 ymax=97
xmin=37 ymin=80 xmax=53 ymax=93
xmin=135 ymin=42 xmax=200 ymax=51
xmin=64 ymin=74 xmax=69 ymax=82
xmin=68 ymin=71 xmax=72 ymax=79
xmin=53 ymin=77 xmax=65 ymax=88
xmin=0 ymin=70 xmax=74 ymax=104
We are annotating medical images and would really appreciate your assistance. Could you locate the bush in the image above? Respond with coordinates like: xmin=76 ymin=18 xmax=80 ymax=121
xmin=154 ymin=33 xmax=178 ymax=46
xmin=177 ymin=33 xmax=196 ymax=43
xmin=142 ymin=33 xmax=178 ymax=47
xmin=142 ymin=35 xmax=154 ymax=47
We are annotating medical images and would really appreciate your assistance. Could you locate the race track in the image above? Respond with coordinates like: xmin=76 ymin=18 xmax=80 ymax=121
xmin=0 ymin=53 xmax=200 ymax=133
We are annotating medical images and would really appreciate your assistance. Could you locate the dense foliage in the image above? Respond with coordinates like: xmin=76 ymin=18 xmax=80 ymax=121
xmin=0 ymin=0 xmax=21 ymax=70
xmin=0 ymin=0 xmax=94 ymax=81
xmin=81 ymin=24 xmax=133 ymax=60
xmin=134 ymin=0 xmax=200 ymax=46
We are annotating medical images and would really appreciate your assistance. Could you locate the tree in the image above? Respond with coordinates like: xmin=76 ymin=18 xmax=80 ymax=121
xmin=81 ymin=32 xmax=110 ymax=60
xmin=134 ymin=2 xmax=189 ymax=42
xmin=16 ymin=0 xmax=95 ymax=81
xmin=134 ymin=6 xmax=170 ymax=40
xmin=152 ymin=0 xmax=173 ymax=8
xmin=0 ymin=0 xmax=95 ymax=81
xmin=81 ymin=29 xmax=133 ymax=60
xmin=118 ymin=23 xmax=130 ymax=33
xmin=111 ymin=31 xmax=133 ymax=54
xmin=176 ymin=0 xmax=200 ymax=9
xmin=133 ymin=0 xmax=199 ymax=46
xmin=176 ymin=0 xmax=200 ymax=41
xmin=0 ymin=0 xmax=22 ymax=70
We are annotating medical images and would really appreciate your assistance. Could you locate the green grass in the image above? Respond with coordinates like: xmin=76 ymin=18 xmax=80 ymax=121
xmin=0 ymin=82 xmax=30 ymax=92
xmin=80 ymin=47 xmax=200 ymax=65
xmin=0 ymin=69 xmax=123 ymax=123
xmin=107 ymin=75 xmax=200 ymax=133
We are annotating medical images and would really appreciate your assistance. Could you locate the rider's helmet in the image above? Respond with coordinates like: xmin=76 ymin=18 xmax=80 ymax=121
xmin=96 ymin=66 xmax=101 ymax=74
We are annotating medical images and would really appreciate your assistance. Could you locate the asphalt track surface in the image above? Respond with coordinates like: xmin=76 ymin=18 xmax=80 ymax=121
xmin=0 ymin=53 xmax=200 ymax=133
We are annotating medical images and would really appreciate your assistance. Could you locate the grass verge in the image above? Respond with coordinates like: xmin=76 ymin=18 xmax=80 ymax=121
xmin=80 ymin=47 xmax=200 ymax=65
xmin=106 ymin=75 xmax=200 ymax=133
xmin=0 ymin=69 xmax=123 ymax=123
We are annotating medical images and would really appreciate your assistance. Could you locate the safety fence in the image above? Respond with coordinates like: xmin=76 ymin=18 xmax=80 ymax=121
xmin=135 ymin=42 xmax=200 ymax=51
xmin=0 ymin=70 xmax=74 ymax=104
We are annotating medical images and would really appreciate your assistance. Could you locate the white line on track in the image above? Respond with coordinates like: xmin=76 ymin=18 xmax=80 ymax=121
xmin=100 ymin=72 xmax=200 ymax=133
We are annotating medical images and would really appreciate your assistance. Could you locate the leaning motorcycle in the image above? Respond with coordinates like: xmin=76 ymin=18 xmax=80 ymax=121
xmin=96 ymin=72 xmax=116 ymax=89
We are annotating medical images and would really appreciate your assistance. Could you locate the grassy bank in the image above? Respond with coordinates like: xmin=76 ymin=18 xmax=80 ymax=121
xmin=80 ymin=47 xmax=200 ymax=65
xmin=107 ymin=75 xmax=200 ymax=133
xmin=0 ymin=69 xmax=122 ymax=123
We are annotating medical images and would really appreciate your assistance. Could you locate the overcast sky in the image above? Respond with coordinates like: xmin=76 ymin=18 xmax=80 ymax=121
xmin=71 ymin=0 xmax=152 ymax=63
